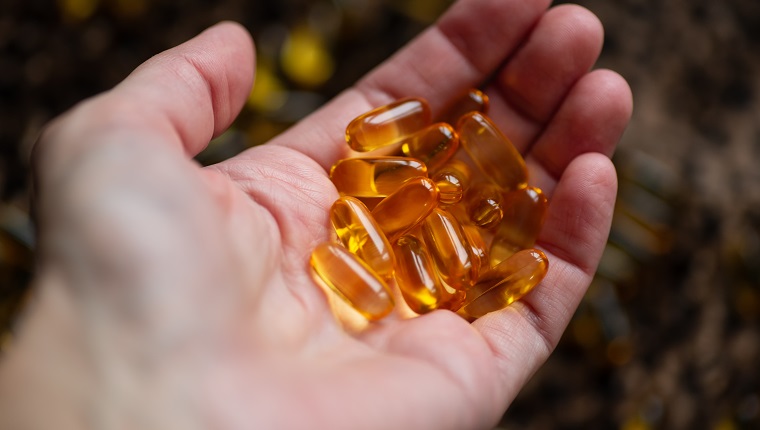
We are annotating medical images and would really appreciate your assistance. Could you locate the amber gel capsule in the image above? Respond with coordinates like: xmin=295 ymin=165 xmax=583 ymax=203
xmin=330 ymin=196 xmax=395 ymax=280
xmin=461 ymin=182 xmax=504 ymax=229
xmin=393 ymin=235 xmax=443 ymax=314
xmin=437 ymin=285 xmax=466 ymax=312
xmin=457 ymin=249 xmax=548 ymax=320
xmin=400 ymin=123 xmax=459 ymax=172
xmin=371 ymin=177 xmax=439 ymax=242
xmin=457 ymin=112 xmax=527 ymax=191
xmin=421 ymin=208 xmax=477 ymax=290
xmin=310 ymin=242 xmax=394 ymax=321
xmin=432 ymin=159 xmax=471 ymax=206
xmin=346 ymin=97 xmax=432 ymax=152
xmin=490 ymin=187 xmax=548 ymax=266
xmin=330 ymin=156 xmax=427 ymax=198
xmin=462 ymin=224 xmax=489 ymax=278
xmin=437 ymin=88 xmax=490 ymax=125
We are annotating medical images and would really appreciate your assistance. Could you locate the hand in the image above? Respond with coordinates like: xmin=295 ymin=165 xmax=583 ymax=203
xmin=0 ymin=0 xmax=632 ymax=429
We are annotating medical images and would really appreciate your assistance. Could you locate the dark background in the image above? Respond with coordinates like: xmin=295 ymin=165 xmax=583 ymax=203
xmin=1 ymin=0 xmax=759 ymax=428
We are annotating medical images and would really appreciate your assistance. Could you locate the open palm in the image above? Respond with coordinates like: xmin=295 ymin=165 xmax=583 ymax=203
xmin=0 ymin=0 xmax=632 ymax=429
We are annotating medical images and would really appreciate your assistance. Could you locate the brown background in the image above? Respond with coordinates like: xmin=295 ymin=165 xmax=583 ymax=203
xmin=1 ymin=0 xmax=759 ymax=428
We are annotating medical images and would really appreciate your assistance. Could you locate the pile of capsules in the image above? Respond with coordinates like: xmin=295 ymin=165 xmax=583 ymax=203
xmin=309 ymin=89 xmax=549 ymax=322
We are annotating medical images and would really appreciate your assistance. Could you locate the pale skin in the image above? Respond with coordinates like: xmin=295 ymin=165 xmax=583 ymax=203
xmin=0 ymin=0 xmax=632 ymax=429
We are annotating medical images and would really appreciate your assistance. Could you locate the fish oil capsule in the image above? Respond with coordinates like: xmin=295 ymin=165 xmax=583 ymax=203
xmin=490 ymin=187 xmax=548 ymax=266
xmin=330 ymin=196 xmax=395 ymax=280
xmin=330 ymin=156 xmax=427 ymax=198
xmin=437 ymin=284 xmax=466 ymax=311
xmin=432 ymin=159 xmax=471 ymax=206
xmin=346 ymin=97 xmax=432 ymax=152
xmin=461 ymin=182 xmax=504 ymax=229
xmin=437 ymin=88 xmax=490 ymax=125
xmin=371 ymin=177 xmax=439 ymax=241
xmin=393 ymin=235 xmax=443 ymax=314
xmin=421 ymin=208 xmax=477 ymax=290
xmin=457 ymin=248 xmax=548 ymax=320
xmin=457 ymin=112 xmax=527 ymax=191
xmin=462 ymin=224 xmax=489 ymax=277
xmin=310 ymin=242 xmax=395 ymax=321
xmin=400 ymin=123 xmax=459 ymax=172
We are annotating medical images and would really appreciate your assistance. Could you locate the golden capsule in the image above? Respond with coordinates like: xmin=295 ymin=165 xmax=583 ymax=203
xmin=457 ymin=248 xmax=548 ymax=320
xmin=437 ymin=284 xmax=467 ymax=312
xmin=371 ymin=177 xmax=439 ymax=242
xmin=462 ymin=224 xmax=489 ymax=277
xmin=400 ymin=123 xmax=459 ymax=172
xmin=310 ymin=242 xmax=394 ymax=321
xmin=437 ymin=88 xmax=490 ymax=125
xmin=457 ymin=112 xmax=527 ymax=191
xmin=432 ymin=159 xmax=471 ymax=206
xmin=421 ymin=208 xmax=477 ymax=290
xmin=330 ymin=196 xmax=395 ymax=280
xmin=461 ymin=182 xmax=504 ymax=229
xmin=490 ymin=186 xmax=548 ymax=266
xmin=346 ymin=97 xmax=432 ymax=152
xmin=393 ymin=235 xmax=443 ymax=314
xmin=330 ymin=156 xmax=427 ymax=198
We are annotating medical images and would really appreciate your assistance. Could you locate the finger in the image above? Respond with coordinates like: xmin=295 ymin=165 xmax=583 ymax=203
xmin=265 ymin=0 xmax=552 ymax=170
xmin=36 ymin=21 xmax=254 ymax=178
xmin=486 ymin=4 xmax=605 ymax=151
xmin=474 ymin=153 xmax=617 ymax=389
xmin=526 ymin=69 xmax=633 ymax=194
xmin=111 ymin=21 xmax=254 ymax=156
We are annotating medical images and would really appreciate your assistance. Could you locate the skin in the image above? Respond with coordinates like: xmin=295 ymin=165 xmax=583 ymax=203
xmin=0 ymin=0 xmax=632 ymax=429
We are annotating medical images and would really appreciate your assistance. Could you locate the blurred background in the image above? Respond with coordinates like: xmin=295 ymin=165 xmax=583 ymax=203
xmin=1 ymin=0 xmax=759 ymax=428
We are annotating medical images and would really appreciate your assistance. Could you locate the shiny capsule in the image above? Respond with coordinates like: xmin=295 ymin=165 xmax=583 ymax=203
xmin=346 ymin=98 xmax=432 ymax=152
xmin=437 ymin=284 xmax=467 ymax=312
xmin=393 ymin=235 xmax=443 ymax=314
xmin=330 ymin=196 xmax=395 ymax=280
xmin=457 ymin=112 xmax=527 ymax=191
xmin=457 ymin=249 xmax=548 ymax=320
xmin=371 ymin=177 xmax=439 ymax=242
xmin=490 ymin=187 xmax=548 ymax=266
xmin=330 ymin=156 xmax=427 ymax=198
xmin=400 ymin=123 xmax=459 ymax=172
xmin=437 ymin=88 xmax=490 ymax=125
xmin=461 ymin=182 xmax=504 ymax=229
xmin=310 ymin=242 xmax=394 ymax=321
xmin=432 ymin=159 xmax=471 ymax=206
xmin=421 ymin=208 xmax=477 ymax=290
xmin=462 ymin=224 xmax=489 ymax=278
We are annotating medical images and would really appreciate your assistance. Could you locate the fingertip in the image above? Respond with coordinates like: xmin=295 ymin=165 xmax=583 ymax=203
xmin=195 ymin=21 xmax=257 ymax=137
xmin=594 ymin=68 xmax=634 ymax=127
xmin=539 ymin=152 xmax=618 ymax=275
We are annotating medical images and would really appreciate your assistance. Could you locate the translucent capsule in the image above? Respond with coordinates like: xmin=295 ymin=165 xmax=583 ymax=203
xmin=330 ymin=196 xmax=395 ymax=280
xmin=457 ymin=248 xmax=548 ymax=320
xmin=437 ymin=284 xmax=466 ymax=312
xmin=462 ymin=224 xmax=489 ymax=278
xmin=393 ymin=235 xmax=443 ymax=314
xmin=310 ymin=242 xmax=394 ymax=321
xmin=437 ymin=88 xmax=490 ymax=125
xmin=461 ymin=182 xmax=504 ymax=229
xmin=346 ymin=98 xmax=432 ymax=152
xmin=421 ymin=208 xmax=477 ymax=290
xmin=432 ymin=159 xmax=471 ymax=206
xmin=490 ymin=187 xmax=548 ymax=266
xmin=330 ymin=156 xmax=427 ymax=198
xmin=400 ymin=123 xmax=459 ymax=172
xmin=457 ymin=112 xmax=527 ymax=191
xmin=371 ymin=177 xmax=439 ymax=241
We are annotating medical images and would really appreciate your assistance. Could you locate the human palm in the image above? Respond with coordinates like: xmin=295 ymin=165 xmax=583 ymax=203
xmin=0 ymin=0 xmax=632 ymax=429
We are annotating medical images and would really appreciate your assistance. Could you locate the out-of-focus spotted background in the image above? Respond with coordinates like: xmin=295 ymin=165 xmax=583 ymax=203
xmin=1 ymin=0 xmax=759 ymax=428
